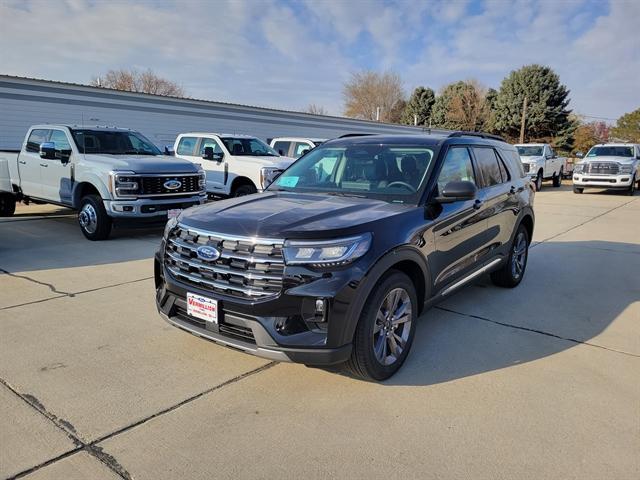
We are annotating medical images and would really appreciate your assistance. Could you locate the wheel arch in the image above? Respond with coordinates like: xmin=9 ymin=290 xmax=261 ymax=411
xmin=71 ymin=181 xmax=102 ymax=208
xmin=230 ymin=176 xmax=257 ymax=194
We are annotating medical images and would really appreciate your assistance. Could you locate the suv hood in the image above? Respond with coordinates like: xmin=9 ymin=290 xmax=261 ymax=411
xmin=179 ymin=192 xmax=411 ymax=239
xmin=520 ymin=156 xmax=544 ymax=162
xmin=83 ymin=154 xmax=200 ymax=173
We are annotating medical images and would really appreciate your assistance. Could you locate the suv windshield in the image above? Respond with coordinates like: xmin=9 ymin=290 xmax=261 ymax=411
xmin=587 ymin=146 xmax=634 ymax=157
xmin=221 ymin=137 xmax=279 ymax=156
xmin=269 ymin=144 xmax=435 ymax=204
xmin=516 ymin=146 xmax=543 ymax=156
xmin=71 ymin=130 xmax=161 ymax=155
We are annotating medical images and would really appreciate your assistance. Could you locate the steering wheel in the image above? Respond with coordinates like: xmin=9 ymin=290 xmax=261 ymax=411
xmin=386 ymin=181 xmax=417 ymax=193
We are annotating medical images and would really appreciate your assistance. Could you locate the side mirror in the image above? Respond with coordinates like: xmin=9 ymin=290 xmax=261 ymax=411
xmin=39 ymin=142 xmax=56 ymax=159
xmin=278 ymin=149 xmax=284 ymax=156
xmin=300 ymin=149 xmax=310 ymax=156
xmin=435 ymin=181 xmax=477 ymax=204
xmin=164 ymin=145 xmax=175 ymax=156
xmin=202 ymin=146 xmax=214 ymax=160
xmin=576 ymin=152 xmax=584 ymax=158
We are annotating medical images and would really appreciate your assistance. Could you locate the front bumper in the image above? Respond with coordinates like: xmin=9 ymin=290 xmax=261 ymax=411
xmin=572 ymin=174 xmax=634 ymax=188
xmin=154 ymin=252 xmax=358 ymax=365
xmin=104 ymin=193 xmax=207 ymax=218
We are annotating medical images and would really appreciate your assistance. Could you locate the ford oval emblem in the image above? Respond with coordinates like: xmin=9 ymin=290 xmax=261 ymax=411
xmin=196 ymin=245 xmax=220 ymax=261
xmin=164 ymin=179 xmax=182 ymax=190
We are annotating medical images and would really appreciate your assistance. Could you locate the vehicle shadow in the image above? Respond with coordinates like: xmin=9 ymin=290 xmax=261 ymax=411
xmin=381 ymin=239 xmax=639 ymax=386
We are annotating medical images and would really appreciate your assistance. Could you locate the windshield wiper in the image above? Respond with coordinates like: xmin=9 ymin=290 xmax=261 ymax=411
xmin=325 ymin=191 xmax=367 ymax=198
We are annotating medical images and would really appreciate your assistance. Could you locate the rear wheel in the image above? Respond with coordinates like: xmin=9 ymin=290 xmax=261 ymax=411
xmin=534 ymin=171 xmax=543 ymax=191
xmin=573 ymin=187 xmax=583 ymax=194
xmin=78 ymin=194 xmax=112 ymax=240
xmin=553 ymin=168 xmax=563 ymax=187
xmin=233 ymin=183 xmax=257 ymax=197
xmin=344 ymin=271 xmax=417 ymax=381
xmin=490 ymin=224 xmax=529 ymax=288
xmin=0 ymin=192 xmax=16 ymax=217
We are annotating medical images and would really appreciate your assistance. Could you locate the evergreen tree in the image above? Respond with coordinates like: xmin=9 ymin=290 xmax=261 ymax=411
xmin=401 ymin=87 xmax=435 ymax=126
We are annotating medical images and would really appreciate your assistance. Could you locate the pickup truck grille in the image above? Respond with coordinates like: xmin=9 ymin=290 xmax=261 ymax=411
xmin=165 ymin=225 xmax=284 ymax=300
xmin=139 ymin=175 xmax=201 ymax=195
xmin=585 ymin=163 xmax=619 ymax=175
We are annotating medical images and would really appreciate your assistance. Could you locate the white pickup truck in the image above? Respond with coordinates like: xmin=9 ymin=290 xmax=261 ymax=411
xmin=173 ymin=133 xmax=295 ymax=197
xmin=0 ymin=125 xmax=206 ymax=240
xmin=270 ymin=137 xmax=326 ymax=159
xmin=515 ymin=143 xmax=567 ymax=191
xmin=573 ymin=143 xmax=640 ymax=195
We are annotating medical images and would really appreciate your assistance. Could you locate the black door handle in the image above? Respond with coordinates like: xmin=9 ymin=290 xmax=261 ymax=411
xmin=473 ymin=199 xmax=483 ymax=210
xmin=509 ymin=186 xmax=516 ymax=194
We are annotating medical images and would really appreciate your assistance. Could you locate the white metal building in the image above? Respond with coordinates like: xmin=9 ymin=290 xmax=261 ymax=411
xmin=0 ymin=75 xmax=440 ymax=150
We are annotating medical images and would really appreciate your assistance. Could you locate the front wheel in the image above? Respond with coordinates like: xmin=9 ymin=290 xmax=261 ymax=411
xmin=0 ymin=192 xmax=16 ymax=217
xmin=78 ymin=194 xmax=112 ymax=240
xmin=233 ymin=183 xmax=257 ymax=197
xmin=344 ymin=271 xmax=417 ymax=381
xmin=490 ymin=224 xmax=529 ymax=288
xmin=534 ymin=172 xmax=543 ymax=191
xmin=573 ymin=187 xmax=584 ymax=194
xmin=625 ymin=175 xmax=636 ymax=196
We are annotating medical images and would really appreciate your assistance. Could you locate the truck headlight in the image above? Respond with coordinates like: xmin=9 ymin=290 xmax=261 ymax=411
xmin=110 ymin=171 xmax=139 ymax=197
xmin=260 ymin=167 xmax=283 ymax=190
xmin=283 ymin=233 xmax=372 ymax=266
xmin=618 ymin=164 xmax=633 ymax=174
xmin=198 ymin=170 xmax=206 ymax=189
xmin=573 ymin=163 xmax=585 ymax=173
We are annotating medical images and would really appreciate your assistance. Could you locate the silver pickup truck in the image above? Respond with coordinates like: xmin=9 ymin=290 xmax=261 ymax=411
xmin=0 ymin=125 xmax=206 ymax=240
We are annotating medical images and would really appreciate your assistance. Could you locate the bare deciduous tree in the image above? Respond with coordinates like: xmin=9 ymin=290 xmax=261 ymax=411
xmin=305 ymin=104 xmax=329 ymax=115
xmin=343 ymin=71 xmax=406 ymax=123
xmin=91 ymin=69 xmax=185 ymax=97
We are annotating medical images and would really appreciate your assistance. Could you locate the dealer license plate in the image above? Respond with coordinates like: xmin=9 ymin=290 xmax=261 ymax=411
xmin=186 ymin=292 xmax=218 ymax=324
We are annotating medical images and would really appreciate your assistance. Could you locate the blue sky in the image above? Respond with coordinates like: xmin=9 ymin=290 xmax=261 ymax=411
xmin=1 ymin=0 xmax=638 ymax=121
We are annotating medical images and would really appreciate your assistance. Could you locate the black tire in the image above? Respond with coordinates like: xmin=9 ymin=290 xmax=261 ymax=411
xmin=534 ymin=171 xmax=543 ymax=191
xmin=552 ymin=168 xmax=562 ymax=187
xmin=233 ymin=183 xmax=257 ymax=197
xmin=78 ymin=194 xmax=112 ymax=240
xmin=344 ymin=270 xmax=418 ymax=381
xmin=490 ymin=224 xmax=529 ymax=288
xmin=625 ymin=175 xmax=636 ymax=196
xmin=0 ymin=192 xmax=16 ymax=217
xmin=573 ymin=187 xmax=583 ymax=194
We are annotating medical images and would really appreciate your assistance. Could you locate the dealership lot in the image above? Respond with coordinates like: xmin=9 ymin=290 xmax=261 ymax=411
xmin=1 ymin=186 xmax=638 ymax=480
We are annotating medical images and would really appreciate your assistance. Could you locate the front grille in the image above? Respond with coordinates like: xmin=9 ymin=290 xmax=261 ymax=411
xmin=165 ymin=225 xmax=284 ymax=299
xmin=139 ymin=175 xmax=201 ymax=195
xmin=585 ymin=163 xmax=619 ymax=175
xmin=523 ymin=163 xmax=530 ymax=173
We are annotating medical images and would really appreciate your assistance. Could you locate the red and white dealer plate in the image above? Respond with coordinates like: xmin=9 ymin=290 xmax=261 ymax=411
xmin=186 ymin=292 xmax=218 ymax=324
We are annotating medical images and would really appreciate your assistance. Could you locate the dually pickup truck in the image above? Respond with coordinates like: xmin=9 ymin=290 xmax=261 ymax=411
xmin=515 ymin=143 xmax=567 ymax=191
xmin=0 ymin=125 xmax=206 ymax=240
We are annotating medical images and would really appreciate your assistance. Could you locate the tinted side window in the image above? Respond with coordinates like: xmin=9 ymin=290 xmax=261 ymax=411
xmin=198 ymin=138 xmax=222 ymax=155
xmin=176 ymin=136 xmax=197 ymax=156
xmin=505 ymin=149 xmax=526 ymax=178
xmin=473 ymin=147 xmax=504 ymax=187
xmin=26 ymin=129 xmax=50 ymax=153
xmin=49 ymin=130 xmax=72 ymax=150
xmin=437 ymin=147 xmax=476 ymax=192
xmin=273 ymin=141 xmax=291 ymax=156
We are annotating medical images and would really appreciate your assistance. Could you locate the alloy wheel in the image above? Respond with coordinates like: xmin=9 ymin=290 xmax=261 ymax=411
xmin=511 ymin=231 xmax=528 ymax=280
xmin=372 ymin=288 xmax=412 ymax=366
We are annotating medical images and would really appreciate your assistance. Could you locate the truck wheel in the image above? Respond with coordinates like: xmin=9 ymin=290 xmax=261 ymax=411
xmin=553 ymin=168 xmax=563 ymax=187
xmin=233 ymin=183 xmax=257 ymax=197
xmin=78 ymin=194 xmax=112 ymax=240
xmin=490 ymin=224 xmax=529 ymax=288
xmin=626 ymin=175 xmax=636 ymax=196
xmin=534 ymin=172 xmax=543 ymax=191
xmin=344 ymin=271 xmax=417 ymax=381
xmin=0 ymin=192 xmax=16 ymax=217
xmin=573 ymin=187 xmax=583 ymax=194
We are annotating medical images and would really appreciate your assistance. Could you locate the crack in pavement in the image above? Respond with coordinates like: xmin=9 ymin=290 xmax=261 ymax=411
xmin=435 ymin=306 xmax=640 ymax=358
xmin=0 ymin=268 xmax=73 ymax=296
xmin=1 ymin=362 xmax=276 ymax=480
xmin=0 ymin=276 xmax=154 ymax=311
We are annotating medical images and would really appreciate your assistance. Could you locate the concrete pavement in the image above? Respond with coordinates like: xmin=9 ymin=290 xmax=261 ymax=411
xmin=1 ymin=189 xmax=638 ymax=479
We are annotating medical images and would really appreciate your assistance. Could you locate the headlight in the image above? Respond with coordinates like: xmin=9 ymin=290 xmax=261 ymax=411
xmin=283 ymin=233 xmax=372 ymax=266
xmin=164 ymin=216 xmax=178 ymax=237
xmin=197 ymin=170 xmax=206 ymax=189
xmin=110 ymin=171 xmax=139 ymax=197
xmin=573 ymin=163 xmax=585 ymax=173
xmin=618 ymin=164 xmax=633 ymax=174
xmin=260 ymin=167 xmax=283 ymax=189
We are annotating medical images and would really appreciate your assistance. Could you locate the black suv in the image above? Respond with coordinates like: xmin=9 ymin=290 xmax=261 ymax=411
xmin=155 ymin=132 xmax=534 ymax=380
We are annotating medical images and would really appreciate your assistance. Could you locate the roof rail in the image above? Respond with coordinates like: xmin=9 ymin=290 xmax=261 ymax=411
xmin=448 ymin=131 xmax=506 ymax=142
xmin=338 ymin=133 xmax=377 ymax=138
